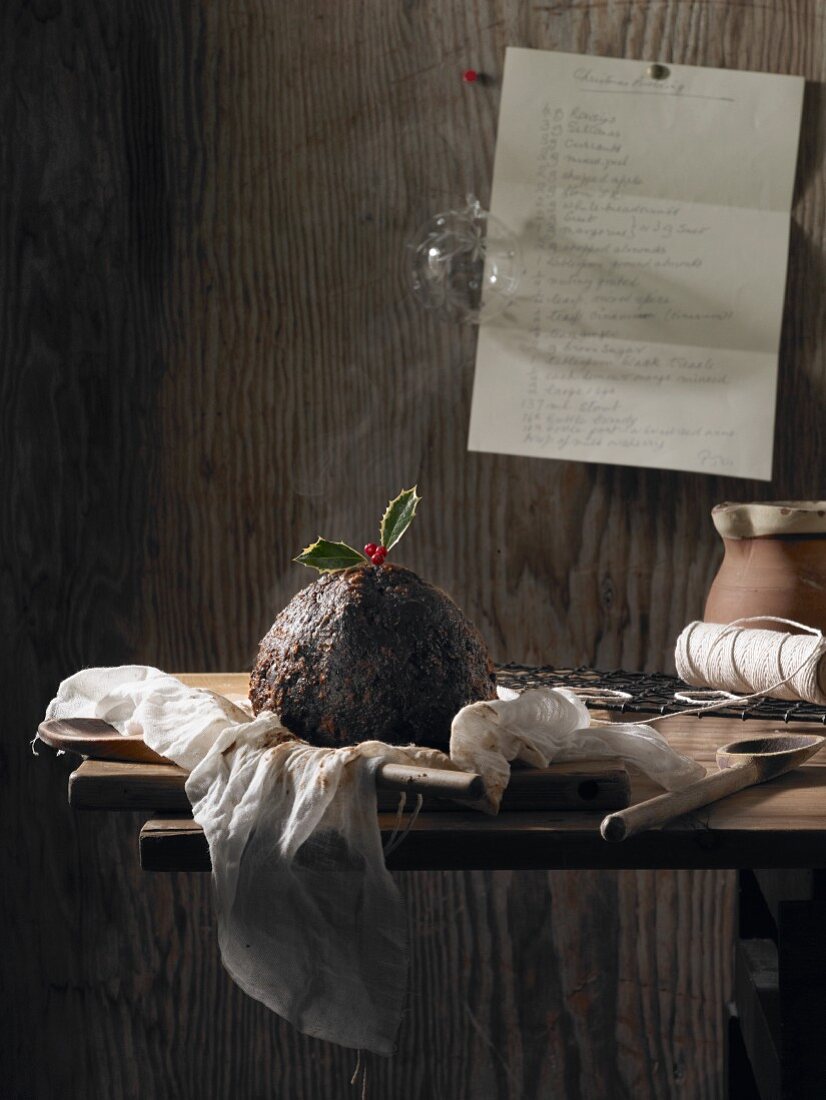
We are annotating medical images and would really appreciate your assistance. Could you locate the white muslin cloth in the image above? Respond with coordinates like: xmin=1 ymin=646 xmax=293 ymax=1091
xmin=452 ymin=686 xmax=705 ymax=812
xmin=45 ymin=666 xmax=703 ymax=1054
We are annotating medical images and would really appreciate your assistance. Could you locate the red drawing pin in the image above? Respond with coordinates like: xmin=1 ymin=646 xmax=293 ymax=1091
xmin=462 ymin=69 xmax=479 ymax=84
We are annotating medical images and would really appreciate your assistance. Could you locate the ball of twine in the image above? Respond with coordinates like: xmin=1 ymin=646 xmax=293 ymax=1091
xmin=675 ymin=617 xmax=826 ymax=707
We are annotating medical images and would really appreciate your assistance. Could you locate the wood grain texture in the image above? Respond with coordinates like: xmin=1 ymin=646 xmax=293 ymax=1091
xmin=4 ymin=0 xmax=825 ymax=1096
xmin=139 ymin=809 xmax=826 ymax=872
xmin=68 ymin=755 xmax=632 ymax=813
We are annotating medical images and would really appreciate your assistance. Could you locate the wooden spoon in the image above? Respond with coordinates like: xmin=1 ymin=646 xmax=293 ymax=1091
xmin=600 ymin=732 xmax=825 ymax=842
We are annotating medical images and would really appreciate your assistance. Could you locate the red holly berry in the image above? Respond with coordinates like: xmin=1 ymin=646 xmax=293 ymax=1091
xmin=364 ymin=543 xmax=378 ymax=556
xmin=377 ymin=545 xmax=387 ymax=557
xmin=370 ymin=552 xmax=385 ymax=565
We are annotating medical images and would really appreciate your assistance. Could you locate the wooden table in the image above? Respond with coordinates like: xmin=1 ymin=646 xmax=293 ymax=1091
xmin=62 ymin=673 xmax=826 ymax=1098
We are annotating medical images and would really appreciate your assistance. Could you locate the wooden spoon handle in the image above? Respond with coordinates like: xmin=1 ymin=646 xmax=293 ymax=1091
xmin=600 ymin=761 xmax=760 ymax=842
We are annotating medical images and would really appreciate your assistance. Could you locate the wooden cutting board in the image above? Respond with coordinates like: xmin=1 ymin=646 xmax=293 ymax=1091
xmin=40 ymin=717 xmax=631 ymax=812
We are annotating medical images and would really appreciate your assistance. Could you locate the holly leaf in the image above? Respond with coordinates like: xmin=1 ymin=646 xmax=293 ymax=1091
xmin=380 ymin=486 xmax=421 ymax=552
xmin=293 ymin=538 xmax=369 ymax=573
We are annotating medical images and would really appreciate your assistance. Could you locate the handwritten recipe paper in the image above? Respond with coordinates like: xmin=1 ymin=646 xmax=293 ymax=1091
xmin=467 ymin=49 xmax=804 ymax=479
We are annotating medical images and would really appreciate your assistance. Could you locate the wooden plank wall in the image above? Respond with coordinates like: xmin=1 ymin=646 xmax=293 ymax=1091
xmin=2 ymin=1 xmax=823 ymax=1096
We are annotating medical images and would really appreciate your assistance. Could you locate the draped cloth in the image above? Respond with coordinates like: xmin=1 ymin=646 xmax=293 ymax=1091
xmin=46 ymin=666 xmax=702 ymax=1053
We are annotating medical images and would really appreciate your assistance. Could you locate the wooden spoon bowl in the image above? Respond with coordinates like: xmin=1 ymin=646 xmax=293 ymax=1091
xmin=37 ymin=717 xmax=169 ymax=764
xmin=717 ymin=733 xmax=825 ymax=779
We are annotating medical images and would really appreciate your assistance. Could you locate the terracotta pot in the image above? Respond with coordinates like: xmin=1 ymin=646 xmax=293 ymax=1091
xmin=704 ymin=501 xmax=826 ymax=632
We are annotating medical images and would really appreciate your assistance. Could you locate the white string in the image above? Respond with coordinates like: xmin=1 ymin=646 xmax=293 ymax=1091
xmin=672 ymin=688 xmax=746 ymax=706
xmin=677 ymin=616 xmax=826 ymax=702
xmin=569 ymin=687 xmax=633 ymax=705
xmin=383 ymin=794 xmax=424 ymax=857
xmin=663 ymin=616 xmax=826 ymax=724
xmin=350 ymin=1049 xmax=369 ymax=1096
xmin=382 ymin=792 xmax=408 ymax=855
xmin=349 ymin=1047 xmax=371 ymax=1091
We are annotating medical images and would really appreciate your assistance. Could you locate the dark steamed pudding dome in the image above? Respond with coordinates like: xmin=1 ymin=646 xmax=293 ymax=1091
xmin=249 ymin=563 xmax=497 ymax=749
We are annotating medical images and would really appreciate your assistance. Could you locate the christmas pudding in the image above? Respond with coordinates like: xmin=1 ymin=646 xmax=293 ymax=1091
xmin=249 ymin=489 xmax=497 ymax=748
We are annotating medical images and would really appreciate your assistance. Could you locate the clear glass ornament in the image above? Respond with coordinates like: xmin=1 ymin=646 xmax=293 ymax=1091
xmin=407 ymin=195 xmax=522 ymax=324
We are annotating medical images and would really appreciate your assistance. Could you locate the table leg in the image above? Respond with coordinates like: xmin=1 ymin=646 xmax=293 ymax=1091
xmin=731 ymin=869 xmax=826 ymax=1099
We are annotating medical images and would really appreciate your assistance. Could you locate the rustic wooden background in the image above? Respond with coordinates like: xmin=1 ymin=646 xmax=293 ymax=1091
xmin=3 ymin=0 xmax=824 ymax=1096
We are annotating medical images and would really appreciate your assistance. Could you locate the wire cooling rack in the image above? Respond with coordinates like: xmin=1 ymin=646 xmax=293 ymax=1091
xmin=495 ymin=664 xmax=826 ymax=725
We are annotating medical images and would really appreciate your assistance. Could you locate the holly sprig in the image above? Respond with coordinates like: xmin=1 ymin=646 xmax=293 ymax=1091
xmin=294 ymin=487 xmax=421 ymax=574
